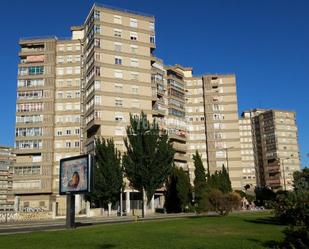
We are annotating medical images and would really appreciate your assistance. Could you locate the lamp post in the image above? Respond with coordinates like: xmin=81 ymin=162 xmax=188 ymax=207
xmin=279 ymin=154 xmax=294 ymax=191
xmin=222 ymin=147 xmax=234 ymax=173
xmin=280 ymin=157 xmax=290 ymax=191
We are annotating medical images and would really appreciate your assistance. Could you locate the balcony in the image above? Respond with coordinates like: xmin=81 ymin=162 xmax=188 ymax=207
xmin=172 ymin=142 xmax=187 ymax=152
xmin=174 ymin=153 xmax=187 ymax=162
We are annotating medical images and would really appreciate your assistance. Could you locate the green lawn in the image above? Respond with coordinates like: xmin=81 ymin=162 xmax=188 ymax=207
xmin=1 ymin=212 xmax=285 ymax=249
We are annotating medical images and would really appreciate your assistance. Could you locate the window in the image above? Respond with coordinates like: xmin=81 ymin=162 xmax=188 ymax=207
xmin=75 ymin=129 xmax=80 ymax=135
xmin=130 ymin=58 xmax=139 ymax=67
xmin=94 ymin=95 xmax=101 ymax=105
xmin=114 ymin=15 xmax=122 ymax=24
xmin=130 ymin=18 xmax=138 ymax=28
xmin=94 ymin=80 xmax=101 ymax=90
xmin=149 ymin=22 xmax=155 ymax=31
xmin=150 ymin=36 xmax=155 ymax=44
xmin=114 ymin=42 xmax=122 ymax=52
xmin=114 ymin=70 xmax=123 ymax=78
xmin=28 ymin=66 xmax=44 ymax=75
xmin=67 ymin=56 xmax=72 ymax=63
xmin=115 ymin=84 xmax=123 ymax=92
xmin=130 ymin=32 xmax=138 ymax=40
xmin=75 ymin=141 xmax=80 ymax=147
xmin=57 ymin=68 xmax=64 ymax=75
xmin=66 ymin=129 xmax=71 ymax=135
xmin=115 ymin=112 xmax=123 ymax=121
xmin=65 ymin=141 xmax=71 ymax=148
xmin=131 ymin=72 xmax=139 ymax=80
xmin=130 ymin=45 xmax=138 ymax=54
xmin=94 ymin=10 xmax=100 ymax=20
xmin=94 ymin=38 xmax=100 ymax=48
xmin=114 ymin=127 xmax=124 ymax=136
xmin=114 ymin=29 xmax=122 ymax=38
xmin=57 ymin=56 xmax=64 ymax=63
xmin=66 ymin=67 xmax=72 ymax=74
xmin=94 ymin=24 xmax=101 ymax=34
xmin=115 ymin=57 xmax=122 ymax=65
xmin=132 ymin=86 xmax=139 ymax=94
xmin=115 ymin=99 xmax=123 ymax=107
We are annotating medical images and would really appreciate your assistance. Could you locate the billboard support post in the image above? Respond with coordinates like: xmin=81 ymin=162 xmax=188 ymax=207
xmin=66 ymin=193 xmax=75 ymax=229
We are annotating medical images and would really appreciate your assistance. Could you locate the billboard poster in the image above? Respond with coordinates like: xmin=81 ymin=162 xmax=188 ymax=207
xmin=59 ymin=154 xmax=92 ymax=195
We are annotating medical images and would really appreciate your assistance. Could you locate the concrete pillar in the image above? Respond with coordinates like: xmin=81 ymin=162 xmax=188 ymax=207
xmin=75 ymin=194 xmax=81 ymax=214
xmin=52 ymin=201 xmax=57 ymax=219
xmin=108 ymin=202 xmax=112 ymax=216
xmin=151 ymin=195 xmax=155 ymax=213
xmin=125 ymin=191 xmax=130 ymax=215
xmin=86 ymin=201 xmax=91 ymax=217
xmin=14 ymin=196 xmax=20 ymax=212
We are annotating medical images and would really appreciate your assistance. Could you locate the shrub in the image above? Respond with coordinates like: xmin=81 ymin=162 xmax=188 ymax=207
xmin=198 ymin=189 xmax=241 ymax=216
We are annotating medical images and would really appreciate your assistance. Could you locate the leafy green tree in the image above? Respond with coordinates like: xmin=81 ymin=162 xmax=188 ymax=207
xmin=85 ymin=138 xmax=123 ymax=210
xmin=254 ymin=186 xmax=276 ymax=207
xmin=218 ymin=166 xmax=232 ymax=193
xmin=204 ymin=166 xmax=232 ymax=193
xmin=193 ymin=151 xmax=207 ymax=205
xmin=176 ymin=167 xmax=192 ymax=212
xmin=165 ymin=167 xmax=192 ymax=213
xmin=123 ymin=112 xmax=175 ymax=217
xmin=273 ymin=168 xmax=309 ymax=249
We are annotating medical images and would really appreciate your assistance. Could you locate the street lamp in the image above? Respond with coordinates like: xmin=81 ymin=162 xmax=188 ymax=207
xmin=221 ymin=147 xmax=234 ymax=173
xmin=279 ymin=154 xmax=293 ymax=191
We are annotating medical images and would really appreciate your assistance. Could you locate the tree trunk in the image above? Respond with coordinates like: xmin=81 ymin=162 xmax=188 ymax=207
xmin=142 ymin=188 xmax=146 ymax=218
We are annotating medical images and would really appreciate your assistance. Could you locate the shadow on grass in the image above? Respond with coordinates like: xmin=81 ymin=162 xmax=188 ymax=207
xmin=244 ymin=217 xmax=282 ymax=226
xmin=75 ymin=222 xmax=93 ymax=227
xmin=94 ymin=244 xmax=116 ymax=249
xmin=247 ymin=238 xmax=280 ymax=248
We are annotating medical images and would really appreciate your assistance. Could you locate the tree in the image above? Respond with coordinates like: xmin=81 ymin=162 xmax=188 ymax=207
xmin=199 ymin=189 xmax=241 ymax=216
xmin=122 ymin=112 xmax=175 ymax=217
xmin=165 ymin=167 xmax=192 ymax=213
xmin=273 ymin=168 xmax=309 ymax=248
xmin=204 ymin=166 xmax=232 ymax=194
xmin=85 ymin=138 xmax=123 ymax=215
xmin=254 ymin=186 xmax=276 ymax=207
xmin=218 ymin=166 xmax=232 ymax=193
xmin=193 ymin=151 xmax=207 ymax=205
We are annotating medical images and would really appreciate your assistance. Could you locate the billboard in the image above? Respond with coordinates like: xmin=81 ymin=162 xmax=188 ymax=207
xmin=59 ymin=154 xmax=92 ymax=195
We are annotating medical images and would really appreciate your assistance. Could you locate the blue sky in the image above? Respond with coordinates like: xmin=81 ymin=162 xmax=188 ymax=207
xmin=1 ymin=0 xmax=308 ymax=167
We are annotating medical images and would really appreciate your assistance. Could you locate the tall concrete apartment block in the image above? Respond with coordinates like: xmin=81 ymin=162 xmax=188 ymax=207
xmin=239 ymin=111 xmax=261 ymax=188
xmin=0 ymin=146 xmax=15 ymax=210
xmin=14 ymin=4 xmax=157 ymax=211
xmin=182 ymin=68 xmax=242 ymax=189
xmin=251 ymin=110 xmax=301 ymax=190
xmin=13 ymin=3 xmax=265 ymax=211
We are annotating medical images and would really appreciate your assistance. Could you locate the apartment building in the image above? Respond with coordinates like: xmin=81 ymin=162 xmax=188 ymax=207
xmin=14 ymin=4 xmax=157 ymax=212
xmin=181 ymin=69 xmax=242 ymax=189
xmin=250 ymin=109 xmax=301 ymax=190
xmin=0 ymin=146 xmax=14 ymax=211
xmin=239 ymin=111 xmax=260 ymax=189
xmin=16 ymin=3 xmax=299 ymax=212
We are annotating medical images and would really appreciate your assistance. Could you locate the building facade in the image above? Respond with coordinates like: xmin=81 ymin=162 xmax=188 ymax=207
xmin=0 ymin=146 xmax=15 ymax=211
xmin=250 ymin=109 xmax=301 ymax=190
xmin=13 ymin=4 xmax=302 ymax=213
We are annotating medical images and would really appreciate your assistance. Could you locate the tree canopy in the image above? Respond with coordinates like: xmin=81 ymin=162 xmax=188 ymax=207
xmin=123 ymin=112 xmax=175 ymax=204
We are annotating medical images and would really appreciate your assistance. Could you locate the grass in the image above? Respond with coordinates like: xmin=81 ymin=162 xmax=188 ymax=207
xmin=0 ymin=211 xmax=285 ymax=249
